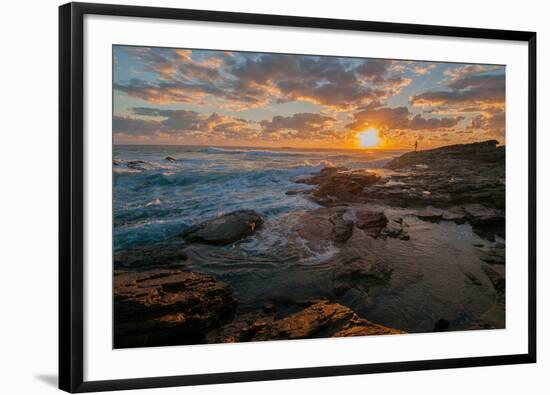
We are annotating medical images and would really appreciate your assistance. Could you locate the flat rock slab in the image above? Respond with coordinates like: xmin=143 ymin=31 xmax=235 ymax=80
xmin=300 ymin=167 xmax=381 ymax=206
xmin=416 ymin=207 xmax=444 ymax=221
xmin=415 ymin=206 xmax=467 ymax=224
xmin=481 ymin=265 xmax=505 ymax=293
xmin=462 ymin=204 xmax=504 ymax=224
xmin=180 ymin=210 xmax=263 ymax=245
xmin=478 ymin=243 xmax=505 ymax=265
xmin=207 ymin=300 xmax=403 ymax=343
xmin=114 ymin=241 xmax=188 ymax=269
xmin=332 ymin=257 xmax=393 ymax=296
xmin=293 ymin=207 xmax=354 ymax=243
xmin=114 ymin=269 xmax=236 ymax=348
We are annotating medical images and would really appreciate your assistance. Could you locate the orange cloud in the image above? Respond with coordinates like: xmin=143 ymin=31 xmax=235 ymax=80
xmin=347 ymin=103 xmax=464 ymax=133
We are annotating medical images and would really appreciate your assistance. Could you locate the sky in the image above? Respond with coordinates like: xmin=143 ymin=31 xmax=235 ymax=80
xmin=113 ymin=45 xmax=505 ymax=149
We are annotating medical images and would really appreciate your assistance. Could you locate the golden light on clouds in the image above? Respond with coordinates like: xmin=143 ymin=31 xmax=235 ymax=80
xmin=357 ymin=128 xmax=381 ymax=148
xmin=114 ymin=47 xmax=506 ymax=147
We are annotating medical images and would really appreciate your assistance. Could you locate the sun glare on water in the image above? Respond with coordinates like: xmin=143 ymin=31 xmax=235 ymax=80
xmin=358 ymin=128 xmax=380 ymax=148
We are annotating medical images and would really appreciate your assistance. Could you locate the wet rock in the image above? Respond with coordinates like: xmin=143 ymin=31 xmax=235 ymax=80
xmin=464 ymin=271 xmax=483 ymax=286
xmin=433 ymin=318 xmax=450 ymax=332
xmin=414 ymin=206 xmax=466 ymax=224
xmin=114 ymin=269 xmax=237 ymax=348
xmin=462 ymin=204 xmax=505 ymax=240
xmin=126 ymin=160 xmax=149 ymax=170
xmin=114 ymin=241 xmax=188 ymax=270
xmin=112 ymin=159 xmax=122 ymax=166
xmin=263 ymin=303 xmax=275 ymax=313
xmin=478 ymin=301 xmax=505 ymax=328
xmin=441 ymin=208 xmax=467 ymax=224
xmin=333 ymin=257 xmax=392 ymax=296
xmin=386 ymin=140 xmax=503 ymax=170
xmin=293 ymin=207 xmax=354 ymax=243
xmin=382 ymin=217 xmax=410 ymax=240
xmin=462 ymin=204 xmax=504 ymax=226
xmin=179 ymin=210 xmax=263 ymax=245
xmin=355 ymin=210 xmax=388 ymax=237
xmin=297 ymin=142 xmax=505 ymax=235
xmin=416 ymin=207 xmax=443 ymax=222
xmin=207 ymin=300 xmax=403 ymax=343
xmin=165 ymin=156 xmax=177 ymax=162
xmin=481 ymin=265 xmax=505 ymax=293
xmin=300 ymin=167 xmax=380 ymax=206
xmin=285 ymin=189 xmax=308 ymax=196
xmin=383 ymin=141 xmax=505 ymax=210
xmin=478 ymin=243 xmax=505 ymax=265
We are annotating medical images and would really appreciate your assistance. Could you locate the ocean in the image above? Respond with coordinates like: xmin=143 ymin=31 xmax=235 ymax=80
xmin=113 ymin=145 xmax=403 ymax=252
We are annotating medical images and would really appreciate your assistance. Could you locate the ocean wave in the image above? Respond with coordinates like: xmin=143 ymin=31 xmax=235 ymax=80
xmin=113 ymin=167 xmax=142 ymax=175
xmin=239 ymin=215 xmax=338 ymax=265
xmin=113 ymin=159 xmax=175 ymax=173
xmin=204 ymin=147 xmax=305 ymax=157
xmin=302 ymin=159 xmax=334 ymax=168
xmin=145 ymin=198 xmax=162 ymax=207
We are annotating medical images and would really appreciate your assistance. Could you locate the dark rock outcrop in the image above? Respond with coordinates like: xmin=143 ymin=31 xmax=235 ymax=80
xmin=415 ymin=206 xmax=467 ymax=224
xmin=354 ymin=210 xmax=388 ymax=237
xmin=297 ymin=167 xmax=380 ymax=206
xmin=206 ymin=300 xmax=404 ymax=343
xmin=179 ymin=210 xmax=263 ymax=245
xmin=126 ymin=160 xmax=149 ymax=171
xmin=481 ymin=265 xmax=505 ymax=293
xmin=114 ymin=241 xmax=188 ymax=270
xmin=292 ymin=207 xmax=354 ymax=243
xmin=165 ymin=156 xmax=177 ymax=162
xmin=296 ymin=141 xmax=505 ymax=241
xmin=433 ymin=318 xmax=450 ymax=332
xmin=384 ymin=140 xmax=505 ymax=210
xmin=114 ymin=269 xmax=237 ymax=348
xmin=382 ymin=216 xmax=410 ymax=240
xmin=477 ymin=242 xmax=505 ymax=265
xmin=386 ymin=140 xmax=503 ymax=169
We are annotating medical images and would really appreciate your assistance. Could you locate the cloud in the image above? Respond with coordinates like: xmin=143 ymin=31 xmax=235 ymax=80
xmin=114 ymin=46 xmax=506 ymax=147
xmin=411 ymin=75 xmax=504 ymax=107
xmin=356 ymin=59 xmax=391 ymax=82
xmin=113 ymin=115 xmax=161 ymax=135
xmin=115 ymin=49 xmax=412 ymax=112
xmin=259 ymin=112 xmax=339 ymax=140
xmin=466 ymin=107 xmax=505 ymax=136
xmin=232 ymin=54 xmax=388 ymax=110
xmin=126 ymin=47 xmax=228 ymax=82
xmin=347 ymin=103 xmax=464 ymax=132
xmin=116 ymin=108 xmax=345 ymax=144
xmin=410 ymin=64 xmax=437 ymax=75
xmin=114 ymin=79 xmax=225 ymax=105
xmin=443 ymin=64 xmax=501 ymax=81
xmin=411 ymin=69 xmax=505 ymax=108
xmin=260 ymin=112 xmax=336 ymax=132
xmin=114 ymin=108 xmax=259 ymax=141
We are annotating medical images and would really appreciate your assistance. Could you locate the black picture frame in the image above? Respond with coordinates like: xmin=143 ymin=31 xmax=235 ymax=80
xmin=59 ymin=2 xmax=537 ymax=392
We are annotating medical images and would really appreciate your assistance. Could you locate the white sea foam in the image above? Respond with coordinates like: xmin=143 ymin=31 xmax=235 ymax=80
xmin=145 ymin=198 xmax=161 ymax=207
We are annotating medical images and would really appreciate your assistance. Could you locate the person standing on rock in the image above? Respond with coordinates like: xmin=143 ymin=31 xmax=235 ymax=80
xmin=414 ymin=140 xmax=418 ymax=152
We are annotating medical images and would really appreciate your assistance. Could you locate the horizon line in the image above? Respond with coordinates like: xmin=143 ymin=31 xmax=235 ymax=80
xmin=112 ymin=140 xmax=503 ymax=150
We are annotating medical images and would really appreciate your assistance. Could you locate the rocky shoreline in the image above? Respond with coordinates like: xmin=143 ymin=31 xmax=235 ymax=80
xmin=114 ymin=140 xmax=505 ymax=348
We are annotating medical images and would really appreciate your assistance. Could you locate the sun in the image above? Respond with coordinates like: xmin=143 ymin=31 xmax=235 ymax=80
xmin=358 ymin=128 xmax=380 ymax=148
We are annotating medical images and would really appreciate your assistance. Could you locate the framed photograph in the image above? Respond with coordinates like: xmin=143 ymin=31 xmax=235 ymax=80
xmin=59 ymin=2 xmax=537 ymax=392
